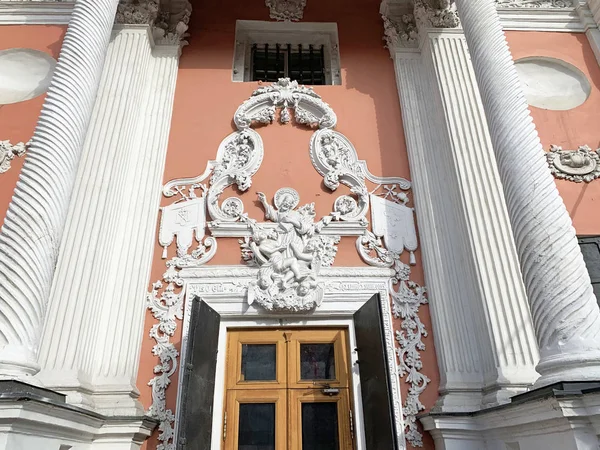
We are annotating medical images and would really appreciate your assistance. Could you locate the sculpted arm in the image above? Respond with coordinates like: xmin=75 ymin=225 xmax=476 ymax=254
xmin=257 ymin=192 xmax=278 ymax=221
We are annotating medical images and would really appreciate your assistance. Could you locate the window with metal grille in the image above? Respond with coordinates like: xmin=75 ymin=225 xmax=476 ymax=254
xmin=250 ymin=44 xmax=326 ymax=85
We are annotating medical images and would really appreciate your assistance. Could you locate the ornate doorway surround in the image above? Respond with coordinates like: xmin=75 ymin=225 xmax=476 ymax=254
xmin=146 ymin=79 xmax=429 ymax=449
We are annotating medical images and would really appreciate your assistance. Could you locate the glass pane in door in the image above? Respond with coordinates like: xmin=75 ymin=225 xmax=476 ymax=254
xmin=300 ymin=343 xmax=335 ymax=380
xmin=241 ymin=344 xmax=276 ymax=381
xmin=238 ymin=403 xmax=276 ymax=450
xmin=301 ymin=402 xmax=339 ymax=450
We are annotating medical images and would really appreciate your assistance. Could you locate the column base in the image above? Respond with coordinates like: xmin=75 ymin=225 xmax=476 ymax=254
xmin=0 ymin=380 xmax=156 ymax=450
xmin=0 ymin=344 xmax=40 ymax=380
xmin=536 ymin=345 xmax=600 ymax=388
xmin=421 ymin=381 xmax=600 ymax=450
xmin=36 ymin=369 xmax=145 ymax=416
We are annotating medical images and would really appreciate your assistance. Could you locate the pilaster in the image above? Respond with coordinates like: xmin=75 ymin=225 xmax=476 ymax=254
xmin=384 ymin=0 xmax=540 ymax=412
xmin=391 ymin=45 xmax=491 ymax=412
xmin=37 ymin=23 xmax=183 ymax=415
xmin=418 ymin=26 xmax=540 ymax=404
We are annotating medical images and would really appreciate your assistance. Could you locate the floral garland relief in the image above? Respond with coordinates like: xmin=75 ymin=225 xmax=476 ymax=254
xmin=146 ymin=79 xmax=430 ymax=449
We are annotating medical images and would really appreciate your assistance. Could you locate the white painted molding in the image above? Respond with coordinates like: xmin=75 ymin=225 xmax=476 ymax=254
xmin=497 ymin=6 xmax=586 ymax=31
xmin=37 ymin=26 xmax=181 ymax=416
xmin=421 ymin=388 xmax=600 ymax=450
xmin=0 ymin=0 xmax=120 ymax=380
xmin=0 ymin=1 xmax=74 ymax=25
xmin=0 ymin=400 xmax=155 ymax=450
xmin=584 ymin=0 xmax=600 ymax=64
xmin=176 ymin=265 xmax=404 ymax=449
xmin=455 ymin=0 xmax=600 ymax=387
xmin=392 ymin=46 xmax=526 ymax=414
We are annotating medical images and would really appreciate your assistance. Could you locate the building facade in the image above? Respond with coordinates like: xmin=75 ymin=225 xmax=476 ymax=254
xmin=1 ymin=0 xmax=600 ymax=449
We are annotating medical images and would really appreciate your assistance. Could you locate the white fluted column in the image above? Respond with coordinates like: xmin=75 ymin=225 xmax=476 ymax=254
xmin=392 ymin=46 xmax=491 ymax=411
xmin=455 ymin=0 xmax=600 ymax=387
xmin=419 ymin=28 xmax=539 ymax=403
xmin=36 ymin=26 xmax=181 ymax=415
xmin=0 ymin=0 xmax=119 ymax=379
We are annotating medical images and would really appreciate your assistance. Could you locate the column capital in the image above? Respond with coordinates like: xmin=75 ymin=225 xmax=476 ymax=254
xmin=115 ymin=0 xmax=192 ymax=46
xmin=382 ymin=13 xmax=419 ymax=50
xmin=414 ymin=0 xmax=460 ymax=30
xmin=381 ymin=0 xmax=461 ymax=55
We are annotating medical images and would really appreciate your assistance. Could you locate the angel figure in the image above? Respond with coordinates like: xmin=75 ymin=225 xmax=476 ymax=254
xmin=257 ymin=188 xmax=316 ymax=239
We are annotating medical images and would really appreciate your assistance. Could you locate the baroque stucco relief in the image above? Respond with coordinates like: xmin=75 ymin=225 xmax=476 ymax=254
xmin=147 ymin=79 xmax=429 ymax=448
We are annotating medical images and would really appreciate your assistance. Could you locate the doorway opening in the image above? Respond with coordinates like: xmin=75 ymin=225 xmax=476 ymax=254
xmin=223 ymin=328 xmax=354 ymax=450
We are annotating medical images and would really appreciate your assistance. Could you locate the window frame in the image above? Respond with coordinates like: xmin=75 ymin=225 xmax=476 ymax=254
xmin=232 ymin=20 xmax=342 ymax=85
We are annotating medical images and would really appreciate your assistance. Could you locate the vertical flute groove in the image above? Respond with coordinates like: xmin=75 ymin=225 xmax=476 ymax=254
xmin=0 ymin=0 xmax=119 ymax=376
xmin=454 ymin=0 xmax=600 ymax=384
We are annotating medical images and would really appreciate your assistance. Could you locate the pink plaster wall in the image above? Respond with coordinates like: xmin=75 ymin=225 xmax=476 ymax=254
xmin=506 ymin=31 xmax=600 ymax=235
xmin=0 ymin=25 xmax=66 ymax=226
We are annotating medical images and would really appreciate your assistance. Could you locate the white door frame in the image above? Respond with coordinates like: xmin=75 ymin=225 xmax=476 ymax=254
xmin=174 ymin=264 xmax=406 ymax=450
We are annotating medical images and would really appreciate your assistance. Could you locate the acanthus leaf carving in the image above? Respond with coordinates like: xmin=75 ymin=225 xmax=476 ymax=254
xmin=116 ymin=0 xmax=160 ymax=26
xmin=414 ymin=0 xmax=460 ymax=29
xmin=116 ymin=0 xmax=192 ymax=46
xmin=547 ymin=145 xmax=600 ymax=183
xmin=0 ymin=140 xmax=28 ymax=174
xmin=239 ymin=188 xmax=340 ymax=312
xmin=265 ymin=0 xmax=307 ymax=22
xmin=147 ymin=260 xmax=185 ymax=450
xmin=382 ymin=13 xmax=419 ymax=49
xmin=309 ymin=129 xmax=412 ymax=227
xmin=357 ymin=229 xmax=429 ymax=447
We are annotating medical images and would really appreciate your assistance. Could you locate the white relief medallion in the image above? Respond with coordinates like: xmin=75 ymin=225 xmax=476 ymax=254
xmin=240 ymin=188 xmax=340 ymax=312
xmin=547 ymin=145 xmax=600 ymax=183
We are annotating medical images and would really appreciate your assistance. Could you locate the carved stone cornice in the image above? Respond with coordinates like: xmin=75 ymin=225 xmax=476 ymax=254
xmin=414 ymin=0 xmax=460 ymax=29
xmin=495 ymin=0 xmax=573 ymax=7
